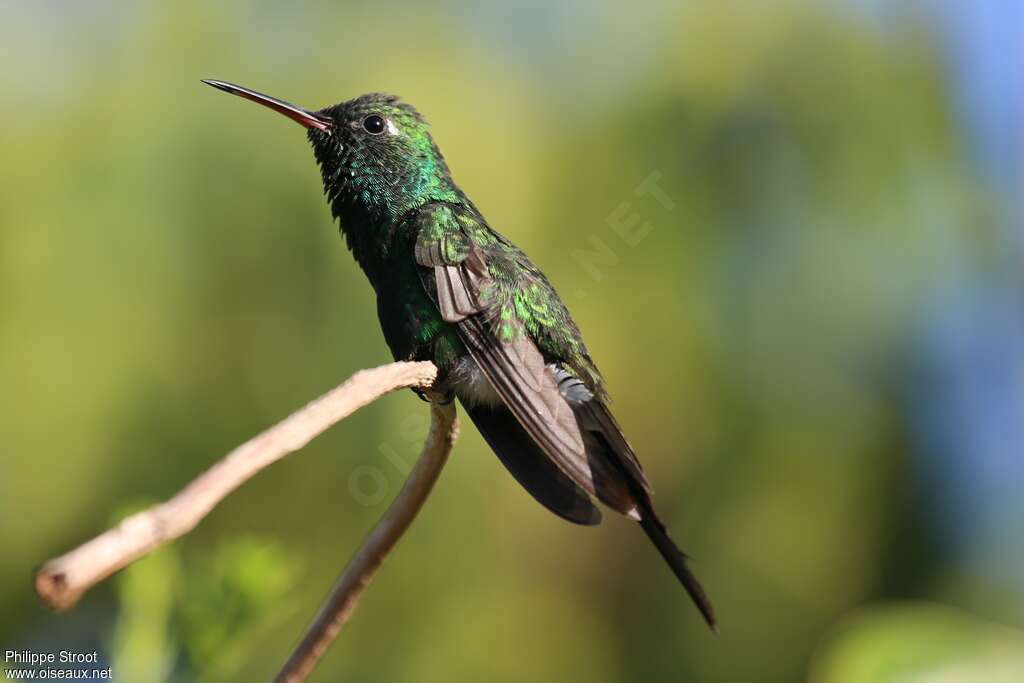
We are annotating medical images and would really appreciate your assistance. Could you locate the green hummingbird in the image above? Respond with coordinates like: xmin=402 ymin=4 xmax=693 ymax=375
xmin=202 ymin=79 xmax=715 ymax=630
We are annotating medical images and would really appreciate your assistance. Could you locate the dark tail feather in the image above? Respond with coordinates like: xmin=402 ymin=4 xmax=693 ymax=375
xmin=639 ymin=512 xmax=717 ymax=631
xmin=461 ymin=400 xmax=602 ymax=526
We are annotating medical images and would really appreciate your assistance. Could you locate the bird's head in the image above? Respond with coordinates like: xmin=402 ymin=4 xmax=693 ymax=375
xmin=202 ymin=80 xmax=460 ymax=225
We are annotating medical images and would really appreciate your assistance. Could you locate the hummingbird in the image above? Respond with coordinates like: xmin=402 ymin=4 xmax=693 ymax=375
xmin=202 ymin=79 xmax=715 ymax=630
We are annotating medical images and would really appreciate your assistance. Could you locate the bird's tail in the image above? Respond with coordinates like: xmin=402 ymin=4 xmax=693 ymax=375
xmin=639 ymin=511 xmax=717 ymax=632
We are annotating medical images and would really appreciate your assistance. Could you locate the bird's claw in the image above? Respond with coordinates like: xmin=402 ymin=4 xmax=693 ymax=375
xmin=412 ymin=386 xmax=454 ymax=405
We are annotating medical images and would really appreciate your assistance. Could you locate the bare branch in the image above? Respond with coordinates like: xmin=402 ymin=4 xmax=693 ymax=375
xmin=274 ymin=401 xmax=458 ymax=683
xmin=35 ymin=361 xmax=440 ymax=612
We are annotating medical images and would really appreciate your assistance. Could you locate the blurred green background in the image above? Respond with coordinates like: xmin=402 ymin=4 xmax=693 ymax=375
xmin=2 ymin=1 xmax=1022 ymax=681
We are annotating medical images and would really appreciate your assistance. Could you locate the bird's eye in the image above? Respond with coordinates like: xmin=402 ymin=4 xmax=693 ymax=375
xmin=362 ymin=115 xmax=386 ymax=135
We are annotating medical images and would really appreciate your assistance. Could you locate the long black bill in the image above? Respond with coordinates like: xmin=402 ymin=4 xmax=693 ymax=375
xmin=201 ymin=79 xmax=332 ymax=132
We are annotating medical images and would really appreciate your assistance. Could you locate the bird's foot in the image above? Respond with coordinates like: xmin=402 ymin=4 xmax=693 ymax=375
xmin=412 ymin=386 xmax=454 ymax=405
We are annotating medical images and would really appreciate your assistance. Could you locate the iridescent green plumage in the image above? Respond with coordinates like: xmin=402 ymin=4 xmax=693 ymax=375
xmin=204 ymin=82 xmax=715 ymax=630
xmin=306 ymin=96 xmax=603 ymax=396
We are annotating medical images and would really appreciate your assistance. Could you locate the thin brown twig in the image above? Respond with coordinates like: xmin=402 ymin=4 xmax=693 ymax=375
xmin=274 ymin=401 xmax=458 ymax=683
xmin=35 ymin=360 xmax=440 ymax=612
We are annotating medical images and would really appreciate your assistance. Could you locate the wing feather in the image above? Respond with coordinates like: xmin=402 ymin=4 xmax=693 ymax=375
xmin=412 ymin=202 xmax=714 ymax=629
xmin=458 ymin=316 xmax=638 ymax=516
xmin=414 ymin=202 xmax=639 ymax=514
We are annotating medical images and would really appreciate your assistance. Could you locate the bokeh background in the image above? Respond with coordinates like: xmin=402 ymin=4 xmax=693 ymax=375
xmin=2 ymin=1 xmax=1022 ymax=681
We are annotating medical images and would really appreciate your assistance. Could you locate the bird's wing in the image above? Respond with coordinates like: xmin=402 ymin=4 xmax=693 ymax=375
xmin=412 ymin=202 xmax=716 ymax=629
xmin=412 ymin=202 xmax=643 ymax=516
xmin=460 ymin=399 xmax=601 ymax=526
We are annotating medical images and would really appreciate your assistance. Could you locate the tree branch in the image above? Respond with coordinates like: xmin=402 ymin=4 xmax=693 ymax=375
xmin=274 ymin=400 xmax=458 ymax=683
xmin=35 ymin=360 xmax=441 ymax=612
